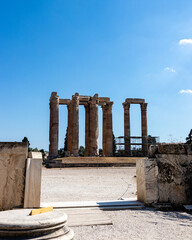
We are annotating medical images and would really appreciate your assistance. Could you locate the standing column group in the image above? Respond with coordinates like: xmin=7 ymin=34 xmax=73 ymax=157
xmin=49 ymin=92 xmax=114 ymax=158
xmin=123 ymin=99 xmax=148 ymax=156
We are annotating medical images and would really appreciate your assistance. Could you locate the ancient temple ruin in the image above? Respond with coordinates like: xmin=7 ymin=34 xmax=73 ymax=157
xmin=49 ymin=93 xmax=148 ymax=158
xmin=49 ymin=92 xmax=113 ymax=158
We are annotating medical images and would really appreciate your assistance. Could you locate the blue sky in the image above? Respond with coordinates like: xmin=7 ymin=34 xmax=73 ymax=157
xmin=1 ymin=0 xmax=192 ymax=150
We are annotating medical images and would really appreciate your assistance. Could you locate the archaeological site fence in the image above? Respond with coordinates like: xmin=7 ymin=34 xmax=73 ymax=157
xmin=115 ymin=136 xmax=160 ymax=157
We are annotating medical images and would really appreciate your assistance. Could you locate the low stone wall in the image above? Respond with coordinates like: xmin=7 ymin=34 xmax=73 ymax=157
xmin=136 ymin=143 xmax=192 ymax=206
xmin=0 ymin=142 xmax=28 ymax=211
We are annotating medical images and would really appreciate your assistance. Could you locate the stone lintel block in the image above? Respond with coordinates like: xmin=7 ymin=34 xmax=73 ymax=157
xmin=98 ymin=97 xmax=110 ymax=102
xmin=126 ymin=98 xmax=145 ymax=104
xmin=79 ymin=95 xmax=91 ymax=101
xmin=59 ymin=99 xmax=71 ymax=105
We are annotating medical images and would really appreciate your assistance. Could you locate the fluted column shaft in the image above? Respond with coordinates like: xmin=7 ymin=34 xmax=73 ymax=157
xmin=49 ymin=92 xmax=59 ymax=158
xmin=141 ymin=103 xmax=148 ymax=156
xmin=71 ymin=93 xmax=79 ymax=156
xmin=102 ymin=102 xmax=113 ymax=156
xmin=102 ymin=105 xmax=107 ymax=156
xmin=89 ymin=95 xmax=99 ymax=156
xmin=123 ymin=102 xmax=131 ymax=156
xmin=84 ymin=104 xmax=90 ymax=156
xmin=67 ymin=101 xmax=73 ymax=153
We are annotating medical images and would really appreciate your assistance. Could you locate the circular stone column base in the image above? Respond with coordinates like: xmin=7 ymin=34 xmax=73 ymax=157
xmin=0 ymin=209 xmax=74 ymax=240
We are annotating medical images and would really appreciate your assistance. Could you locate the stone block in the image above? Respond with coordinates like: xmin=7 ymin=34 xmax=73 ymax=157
xmin=156 ymin=154 xmax=192 ymax=205
xmin=28 ymin=151 xmax=42 ymax=159
xmin=24 ymin=158 xmax=42 ymax=208
xmin=157 ymin=143 xmax=190 ymax=155
xmin=137 ymin=152 xmax=192 ymax=206
xmin=136 ymin=158 xmax=158 ymax=204
xmin=0 ymin=142 xmax=28 ymax=211
xmin=125 ymin=98 xmax=145 ymax=104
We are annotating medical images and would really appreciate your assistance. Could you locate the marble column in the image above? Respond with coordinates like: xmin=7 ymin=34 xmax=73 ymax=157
xmin=84 ymin=103 xmax=90 ymax=156
xmin=102 ymin=102 xmax=113 ymax=156
xmin=102 ymin=104 xmax=107 ymax=156
xmin=123 ymin=102 xmax=131 ymax=156
xmin=49 ymin=92 xmax=59 ymax=158
xmin=67 ymin=101 xmax=73 ymax=154
xmin=141 ymin=103 xmax=148 ymax=156
xmin=71 ymin=93 xmax=79 ymax=156
xmin=89 ymin=94 xmax=99 ymax=156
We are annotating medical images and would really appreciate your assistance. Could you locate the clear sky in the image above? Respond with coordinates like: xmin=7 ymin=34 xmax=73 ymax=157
xmin=1 ymin=0 xmax=192 ymax=150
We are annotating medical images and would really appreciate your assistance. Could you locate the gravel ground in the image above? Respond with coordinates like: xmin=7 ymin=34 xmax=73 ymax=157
xmin=41 ymin=167 xmax=192 ymax=240
xmin=73 ymin=209 xmax=192 ymax=240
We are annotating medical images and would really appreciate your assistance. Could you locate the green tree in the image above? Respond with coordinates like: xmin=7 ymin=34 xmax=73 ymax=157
xmin=64 ymin=127 xmax=68 ymax=151
xmin=58 ymin=148 xmax=65 ymax=157
xmin=186 ymin=129 xmax=192 ymax=144
xmin=22 ymin=137 xmax=30 ymax=146
xmin=32 ymin=147 xmax=39 ymax=152
xmin=99 ymin=148 xmax=103 ymax=156
xmin=22 ymin=137 xmax=30 ymax=151
xmin=148 ymin=135 xmax=156 ymax=145
xmin=113 ymin=133 xmax=116 ymax=156
xmin=79 ymin=146 xmax=85 ymax=156
xmin=40 ymin=149 xmax=45 ymax=159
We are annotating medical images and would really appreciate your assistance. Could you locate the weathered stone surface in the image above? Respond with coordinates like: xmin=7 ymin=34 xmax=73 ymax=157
xmin=156 ymin=154 xmax=192 ymax=205
xmin=136 ymin=158 xmax=158 ymax=204
xmin=71 ymin=93 xmax=79 ymax=156
xmin=0 ymin=142 xmax=28 ymax=211
xmin=136 ymin=151 xmax=192 ymax=206
xmin=84 ymin=103 xmax=90 ymax=156
xmin=148 ymin=144 xmax=158 ymax=158
xmin=102 ymin=102 xmax=113 ymax=157
xmin=89 ymin=94 xmax=99 ymax=156
xmin=157 ymin=143 xmax=192 ymax=155
xmin=125 ymin=98 xmax=145 ymax=104
xmin=49 ymin=92 xmax=59 ymax=158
